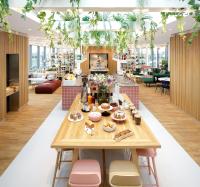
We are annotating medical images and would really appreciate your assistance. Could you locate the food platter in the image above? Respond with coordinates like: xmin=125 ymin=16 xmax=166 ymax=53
xmin=111 ymin=113 xmax=126 ymax=122
xmin=68 ymin=112 xmax=83 ymax=122
xmin=102 ymin=122 xmax=116 ymax=132
xmin=98 ymin=105 xmax=113 ymax=111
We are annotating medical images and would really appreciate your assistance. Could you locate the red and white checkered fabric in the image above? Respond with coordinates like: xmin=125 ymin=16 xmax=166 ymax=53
xmin=62 ymin=86 xmax=82 ymax=110
xmin=120 ymin=86 xmax=139 ymax=109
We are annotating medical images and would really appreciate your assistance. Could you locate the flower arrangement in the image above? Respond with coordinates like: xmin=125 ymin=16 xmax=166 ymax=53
xmin=88 ymin=74 xmax=115 ymax=91
xmin=88 ymin=74 xmax=115 ymax=104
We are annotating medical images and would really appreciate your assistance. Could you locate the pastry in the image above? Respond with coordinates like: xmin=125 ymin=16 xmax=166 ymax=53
xmin=85 ymin=121 xmax=94 ymax=129
xmin=69 ymin=112 xmax=82 ymax=121
xmin=114 ymin=110 xmax=125 ymax=119
xmin=114 ymin=129 xmax=133 ymax=141
xmin=101 ymin=103 xmax=110 ymax=110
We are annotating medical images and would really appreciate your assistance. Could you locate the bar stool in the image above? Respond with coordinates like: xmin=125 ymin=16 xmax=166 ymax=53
xmin=136 ymin=148 xmax=159 ymax=187
xmin=52 ymin=148 xmax=73 ymax=187
xmin=69 ymin=159 xmax=101 ymax=187
xmin=109 ymin=160 xmax=142 ymax=187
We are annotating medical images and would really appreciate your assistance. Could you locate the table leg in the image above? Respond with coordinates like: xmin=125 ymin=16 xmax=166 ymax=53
xmin=130 ymin=149 xmax=139 ymax=169
xmin=130 ymin=149 xmax=142 ymax=186
xmin=52 ymin=150 xmax=61 ymax=187
xmin=102 ymin=149 xmax=106 ymax=187
xmin=72 ymin=148 xmax=79 ymax=165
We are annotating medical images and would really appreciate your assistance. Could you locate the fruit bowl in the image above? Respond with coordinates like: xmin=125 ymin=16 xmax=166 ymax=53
xmin=88 ymin=112 xmax=102 ymax=122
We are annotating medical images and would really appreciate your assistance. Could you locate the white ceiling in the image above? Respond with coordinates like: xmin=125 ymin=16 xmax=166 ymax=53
xmin=5 ymin=8 xmax=195 ymax=47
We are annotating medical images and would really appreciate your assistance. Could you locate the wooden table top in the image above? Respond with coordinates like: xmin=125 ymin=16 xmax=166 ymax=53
xmin=51 ymin=94 xmax=161 ymax=149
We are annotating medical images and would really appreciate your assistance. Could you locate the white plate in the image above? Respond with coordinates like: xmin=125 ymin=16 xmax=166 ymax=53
xmin=68 ymin=113 xmax=83 ymax=122
xmin=98 ymin=105 xmax=113 ymax=111
xmin=111 ymin=113 xmax=126 ymax=122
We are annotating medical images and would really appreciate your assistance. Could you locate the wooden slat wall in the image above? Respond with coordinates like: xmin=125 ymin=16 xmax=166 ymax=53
xmin=81 ymin=46 xmax=117 ymax=75
xmin=0 ymin=31 xmax=29 ymax=121
xmin=170 ymin=33 xmax=200 ymax=120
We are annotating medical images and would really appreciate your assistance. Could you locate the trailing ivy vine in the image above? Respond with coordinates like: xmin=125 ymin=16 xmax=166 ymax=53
xmin=0 ymin=0 xmax=11 ymax=33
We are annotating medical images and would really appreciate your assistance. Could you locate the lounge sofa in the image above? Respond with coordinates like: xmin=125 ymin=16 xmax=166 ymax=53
xmin=142 ymin=70 xmax=170 ymax=86
xmin=35 ymin=79 xmax=61 ymax=94
xmin=29 ymin=72 xmax=57 ymax=85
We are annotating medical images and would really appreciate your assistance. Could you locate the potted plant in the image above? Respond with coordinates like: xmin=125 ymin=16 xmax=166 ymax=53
xmin=126 ymin=13 xmax=137 ymax=31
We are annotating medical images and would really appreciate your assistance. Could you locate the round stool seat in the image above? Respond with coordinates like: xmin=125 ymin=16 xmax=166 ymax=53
xmin=69 ymin=160 xmax=101 ymax=187
xmin=136 ymin=148 xmax=157 ymax=157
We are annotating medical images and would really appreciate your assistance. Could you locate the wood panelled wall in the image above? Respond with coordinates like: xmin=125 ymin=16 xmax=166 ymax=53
xmin=170 ymin=33 xmax=200 ymax=120
xmin=0 ymin=31 xmax=29 ymax=121
xmin=81 ymin=46 xmax=117 ymax=75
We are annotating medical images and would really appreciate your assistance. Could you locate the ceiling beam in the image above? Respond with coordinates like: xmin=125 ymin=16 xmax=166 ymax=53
xmin=9 ymin=0 xmax=188 ymax=11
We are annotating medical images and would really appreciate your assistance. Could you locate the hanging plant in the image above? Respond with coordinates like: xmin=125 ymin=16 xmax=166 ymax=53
xmin=126 ymin=13 xmax=137 ymax=31
xmin=22 ymin=0 xmax=41 ymax=17
xmin=82 ymin=15 xmax=90 ymax=21
xmin=176 ymin=13 xmax=185 ymax=36
xmin=160 ymin=12 xmax=169 ymax=32
xmin=37 ymin=11 xmax=56 ymax=48
xmin=90 ymin=30 xmax=104 ymax=46
xmin=70 ymin=0 xmax=80 ymax=8
xmin=0 ymin=0 xmax=11 ymax=33
xmin=59 ymin=11 xmax=74 ymax=21
xmin=82 ymin=31 xmax=89 ymax=48
xmin=186 ymin=0 xmax=200 ymax=44
xmin=115 ymin=29 xmax=129 ymax=54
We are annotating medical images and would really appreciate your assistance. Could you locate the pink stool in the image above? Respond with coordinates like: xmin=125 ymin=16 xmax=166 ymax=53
xmin=136 ymin=148 xmax=159 ymax=187
xmin=69 ymin=160 xmax=101 ymax=187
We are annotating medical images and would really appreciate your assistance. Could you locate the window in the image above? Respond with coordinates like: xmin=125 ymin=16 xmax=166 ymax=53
xmin=31 ymin=45 xmax=38 ymax=70
xmin=39 ymin=47 xmax=45 ymax=68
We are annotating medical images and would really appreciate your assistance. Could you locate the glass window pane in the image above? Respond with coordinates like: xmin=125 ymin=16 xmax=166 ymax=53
xmin=39 ymin=47 xmax=45 ymax=68
xmin=31 ymin=45 xmax=38 ymax=70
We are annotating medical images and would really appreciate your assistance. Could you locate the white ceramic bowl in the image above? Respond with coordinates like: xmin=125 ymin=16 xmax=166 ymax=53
xmin=88 ymin=112 xmax=102 ymax=122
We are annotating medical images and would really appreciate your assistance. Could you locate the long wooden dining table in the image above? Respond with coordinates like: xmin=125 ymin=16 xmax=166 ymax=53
xmin=51 ymin=94 xmax=161 ymax=186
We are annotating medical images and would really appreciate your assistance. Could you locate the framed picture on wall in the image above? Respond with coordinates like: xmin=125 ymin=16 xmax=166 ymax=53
xmin=89 ymin=53 xmax=108 ymax=69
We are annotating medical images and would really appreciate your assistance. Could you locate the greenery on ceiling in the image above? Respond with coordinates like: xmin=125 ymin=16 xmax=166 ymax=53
xmin=0 ymin=0 xmax=200 ymax=51
xmin=0 ymin=0 xmax=11 ymax=33
xmin=161 ymin=0 xmax=200 ymax=43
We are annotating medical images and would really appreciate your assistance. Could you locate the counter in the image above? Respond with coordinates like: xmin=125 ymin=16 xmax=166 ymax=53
xmin=62 ymin=75 xmax=139 ymax=110
xmin=62 ymin=78 xmax=82 ymax=110
xmin=116 ymin=75 xmax=139 ymax=109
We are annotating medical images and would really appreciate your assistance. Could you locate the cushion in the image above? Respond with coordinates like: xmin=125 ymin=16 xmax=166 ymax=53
xmin=69 ymin=160 xmax=101 ymax=186
xmin=109 ymin=160 xmax=141 ymax=187
xmin=35 ymin=80 xmax=61 ymax=94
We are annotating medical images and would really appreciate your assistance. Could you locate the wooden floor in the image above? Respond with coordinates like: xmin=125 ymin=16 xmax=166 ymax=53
xmin=139 ymin=84 xmax=200 ymax=166
xmin=0 ymin=87 xmax=61 ymax=175
xmin=0 ymin=84 xmax=200 ymax=176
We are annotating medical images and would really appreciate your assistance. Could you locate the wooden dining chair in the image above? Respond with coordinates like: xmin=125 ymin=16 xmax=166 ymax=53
xmin=52 ymin=148 xmax=74 ymax=187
